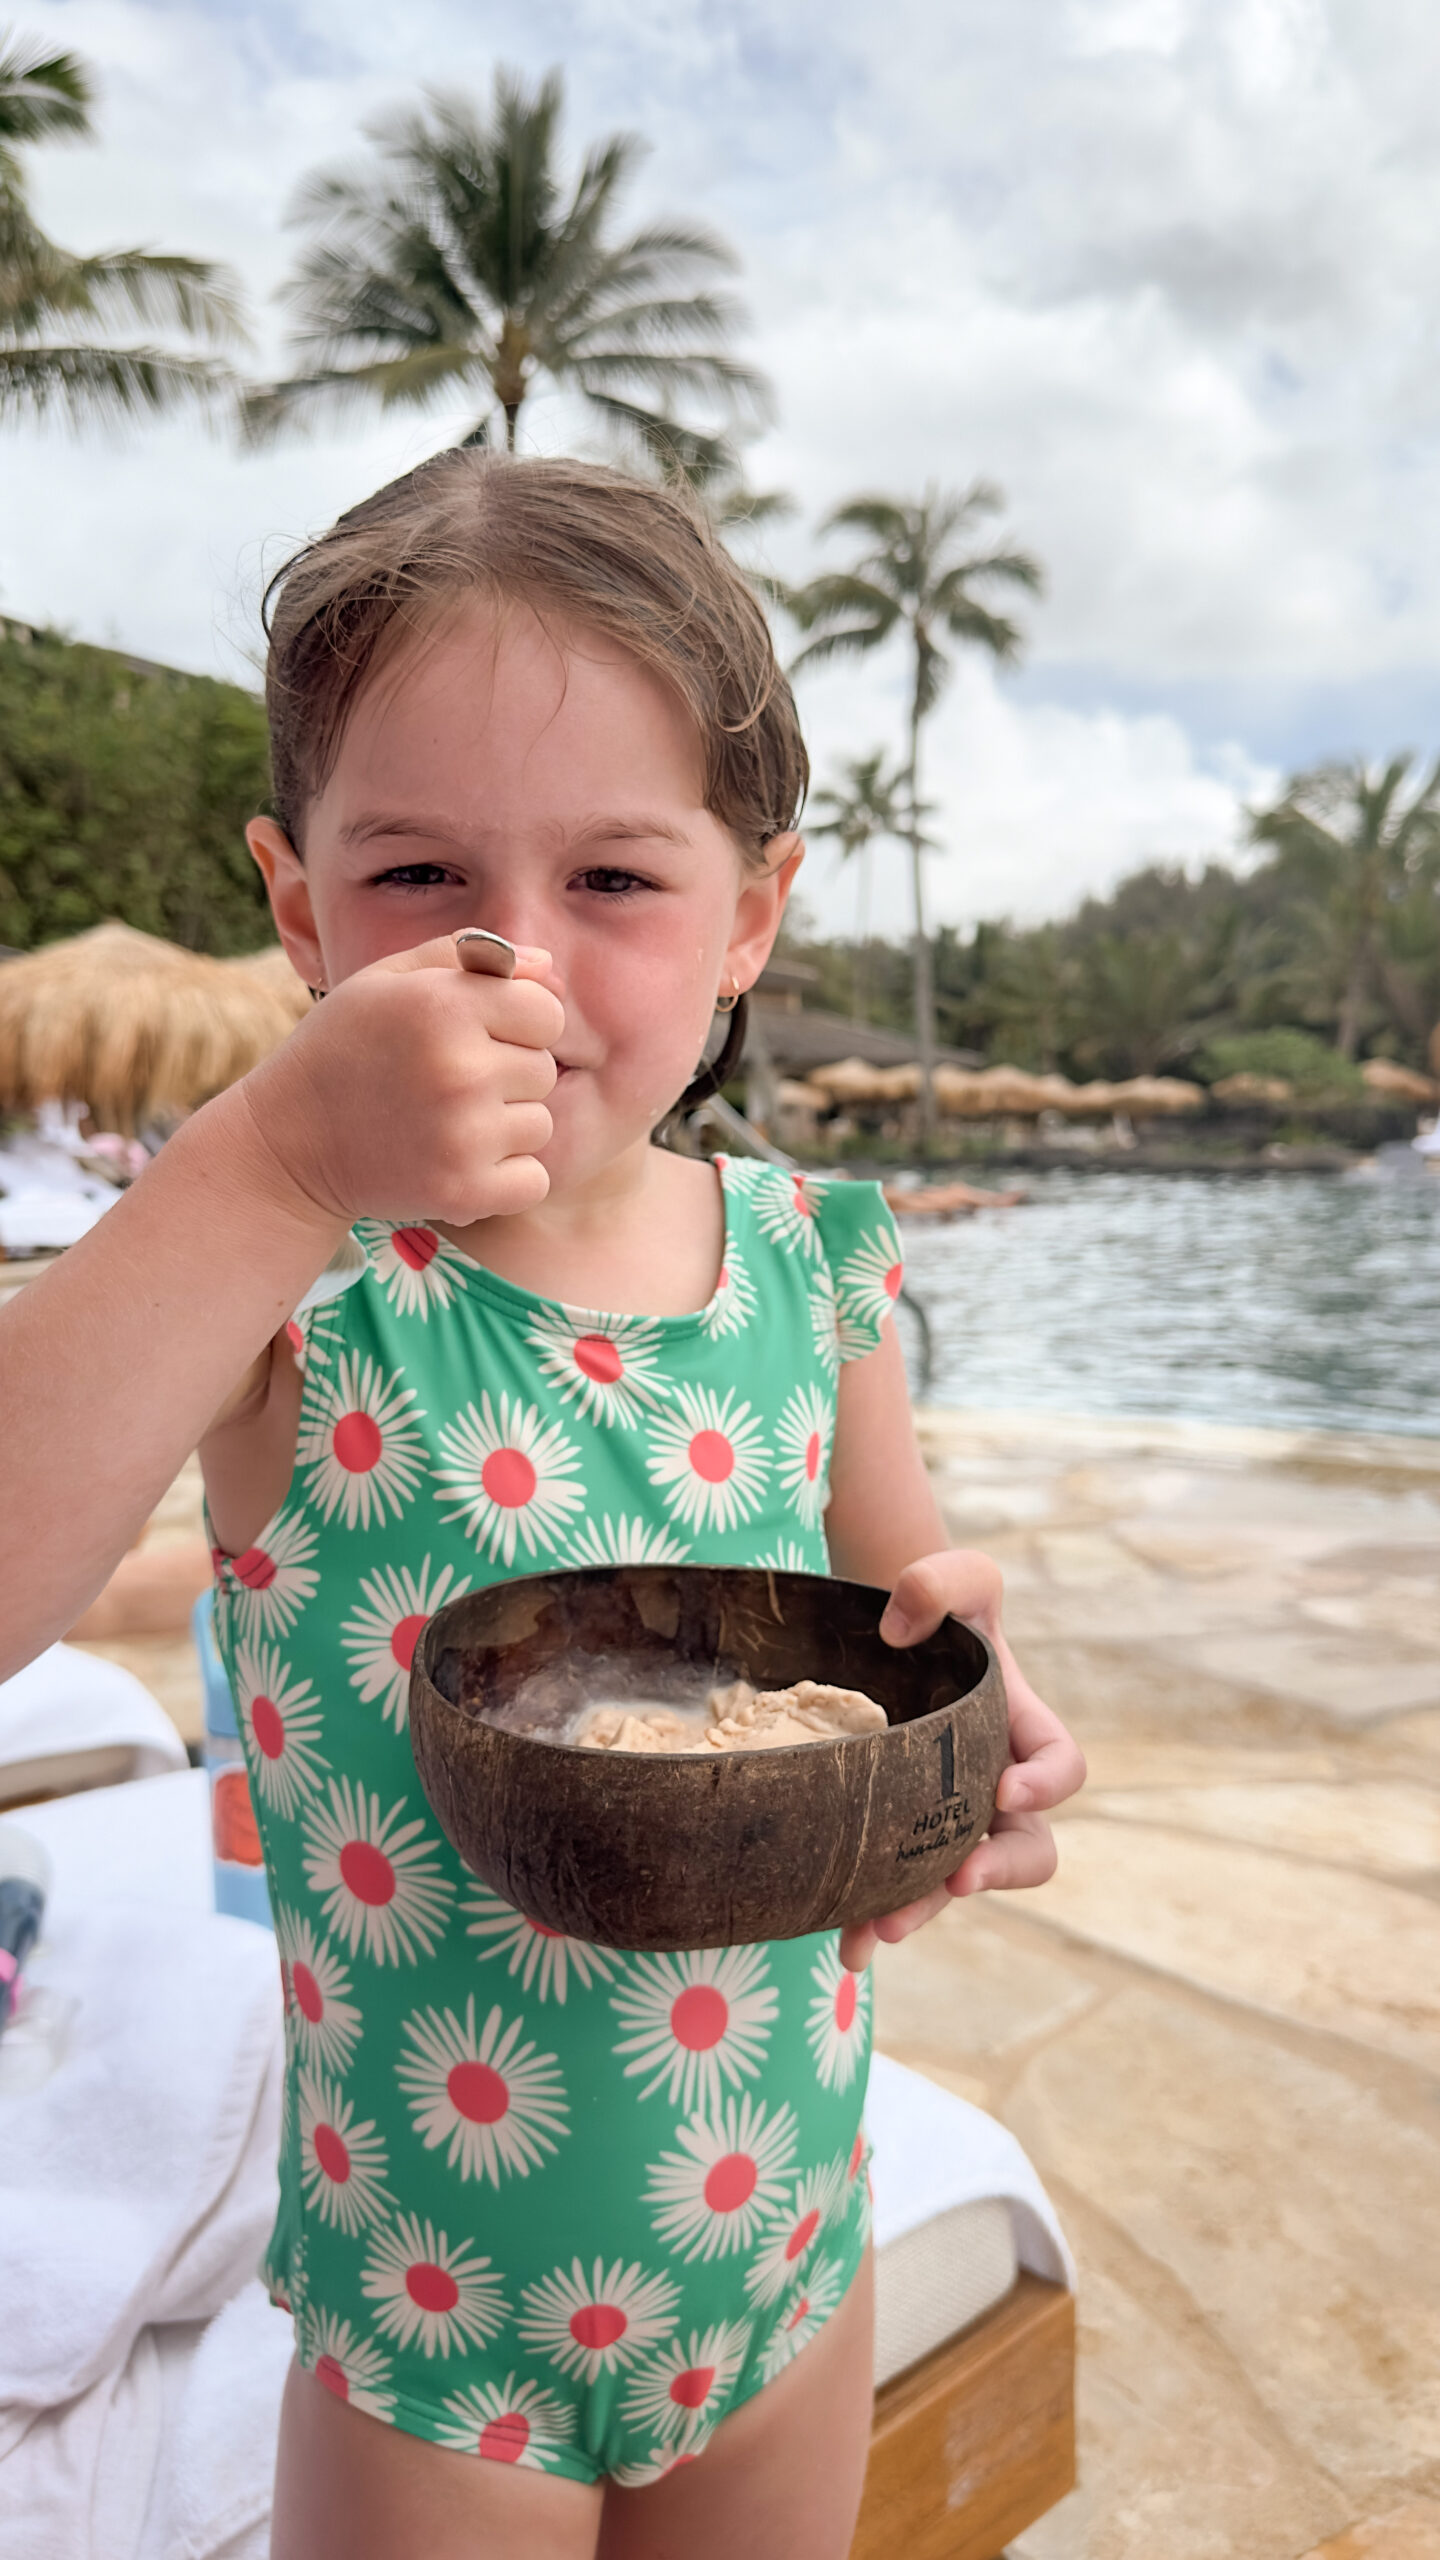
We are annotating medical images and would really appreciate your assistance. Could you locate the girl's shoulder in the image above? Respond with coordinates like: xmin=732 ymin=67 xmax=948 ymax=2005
xmin=718 ymin=1159 xmax=903 ymax=1363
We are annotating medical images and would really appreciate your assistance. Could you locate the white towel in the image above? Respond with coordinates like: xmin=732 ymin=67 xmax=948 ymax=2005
xmin=0 ymin=1645 xmax=189 ymax=1788
xmin=867 ymin=2049 xmax=1076 ymax=2290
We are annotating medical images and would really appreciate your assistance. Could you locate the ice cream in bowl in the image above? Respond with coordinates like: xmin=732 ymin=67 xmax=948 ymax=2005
xmin=409 ymin=1564 xmax=1011 ymax=1951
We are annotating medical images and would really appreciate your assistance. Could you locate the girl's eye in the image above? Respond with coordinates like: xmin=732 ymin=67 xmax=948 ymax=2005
xmin=572 ymin=867 xmax=652 ymax=899
xmin=373 ymin=863 xmax=459 ymax=893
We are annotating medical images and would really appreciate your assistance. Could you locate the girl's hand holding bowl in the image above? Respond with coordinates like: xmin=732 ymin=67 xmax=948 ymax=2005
xmin=838 ymin=1548 xmax=1086 ymax=1972
xmin=238 ymin=931 xmax=565 ymax=1232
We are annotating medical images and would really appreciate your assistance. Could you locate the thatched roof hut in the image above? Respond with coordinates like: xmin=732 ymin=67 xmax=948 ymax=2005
xmin=0 ymin=923 xmax=310 ymax=1133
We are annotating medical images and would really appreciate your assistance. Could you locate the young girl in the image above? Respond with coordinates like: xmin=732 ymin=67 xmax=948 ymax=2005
xmin=0 ymin=454 xmax=1083 ymax=2560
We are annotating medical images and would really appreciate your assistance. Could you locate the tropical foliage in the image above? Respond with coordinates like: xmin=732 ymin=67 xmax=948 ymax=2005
xmin=245 ymin=68 xmax=765 ymax=457
xmin=0 ymin=34 xmax=242 ymax=428
xmin=786 ymin=486 xmax=1042 ymax=1143
xmin=0 ymin=622 xmax=271 ymax=952
xmin=783 ymin=754 xmax=1440 ymax=1082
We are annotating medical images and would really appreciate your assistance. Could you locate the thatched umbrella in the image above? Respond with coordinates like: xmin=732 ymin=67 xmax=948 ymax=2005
xmin=1108 ymin=1076 xmax=1204 ymax=1117
xmin=0 ymin=923 xmax=311 ymax=1134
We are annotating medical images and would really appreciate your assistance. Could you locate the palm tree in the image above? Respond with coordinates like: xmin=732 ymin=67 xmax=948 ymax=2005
xmin=1250 ymin=755 xmax=1440 ymax=1058
xmin=806 ymin=750 xmax=918 ymax=1022
xmin=787 ymin=486 xmax=1042 ymax=1148
xmin=245 ymin=69 xmax=767 ymax=456
xmin=0 ymin=35 xmax=243 ymax=427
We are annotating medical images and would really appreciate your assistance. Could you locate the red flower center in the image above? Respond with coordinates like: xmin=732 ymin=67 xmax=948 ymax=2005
xmin=333 ymin=1411 xmax=382 ymax=1472
xmin=669 ymin=2364 xmax=716 ymax=2410
xmin=689 ymin=1429 xmax=734 ymax=1484
xmin=804 ymin=1430 xmax=821 ymax=1482
xmin=338 ymin=1840 xmax=395 ymax=1906
xmin=479 ymin=2412 xmax=530 ymax=2462
xmin=884 ymin=1261 xmax=903 ymax=1300
xmin=312 ymin=2123 xmax=350 ymax=2184
xmin=671 ymin=1984 xmax=728 ymax=2051
xmin=834 ymin=1972 xmax=858 ymax=2033
xmin=406 ymin=2262 xmax=459 ymax=2314
xmin=390 ymin=1612 xmax=427 ymax=1671
xmin=573 ymin=1333 xmax=624 ymax=1384
xmin=250 ymin=1694 xmax=285 ymax=1759
xmin=233 ymin=1546 xmax=276 ymax=1591
xmin=785 ymin=2208 xmax=820 ymax=2262
xmin=570 ymin=2303 xmax=626 ymax=2350
xmin=447 ymin=2061 xmax=509 ymax=2124
xmin=481 ymin=1448 xmax=537 ymax=1508
xmin=292 ymin=1962 xmax=324 ymax=2024
xmin=394 ymin=1225 xmax=439 ymax=1270
xmin=315 ymin=2354 xmax=349 ymax=2400
xmin=704 ymin=2151 xmax=757 ymax=2213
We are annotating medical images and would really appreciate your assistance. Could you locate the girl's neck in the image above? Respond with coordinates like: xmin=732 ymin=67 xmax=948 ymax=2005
xmin=435 ymin=1139 xmax=725 ymax=1320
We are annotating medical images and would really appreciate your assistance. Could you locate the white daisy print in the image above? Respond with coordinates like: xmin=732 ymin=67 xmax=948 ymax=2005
xmin=362 ymin=2213 xmax=510 ymax=2361
xmin=518 ymin=2257 xmax=681 ymax=2384
xmin=302 ymin=1778 xmax=454 ymax=1968
xmin=645 ymin=2095 xmax=798 ymax=2262
xmin=621 ymin=2320 xmax=751 ymax=2451
xmin=646 ymin=1384 xmax=770 ymax=1536
xmin=527 ymin=1306 xmax=668 ymax=1426
xmin=836 ymin=1228 xmax=904 ymax=1350
xmin=223 ymin=1512 xmax=319 ymax=1641
xmin=358 ymin=1220 xmax=468 ymax=1319
xmin=303 ymin=2311 xmax=396 ymax=2421
xmin=567 ymin=1513 xmax=691 ymax=1571
xmin=749 ymin=1168 xmax=830 ymax=1262
xmin=745 ymin=2162 xmax=847 ymax=2308
xmin=610 ymin=1946 xmax=778 ymax=2113
xmin=397 ymin=1996 xmax=569 ymax=2185
xmin=297 ymin=1351 xmax=428 ymax=1532
xmin=436 ymin=1394 xmax=586 ymax=1567
xmin=754 ymin=1539 xmax=815 ymax=1574
xmin=806 ymin=1942 xmax=872 ymax=2091
xmin=275 ymin=1904 xmax=362 ymax=2076
xmin=435 ymin=2374 xmax=578 ymax=2469
xmin=298 ymin=2066 xmax=390 ymax=2234
xmin=807 ymin=1265 xmax=841 ymax=1377
xmin=233 ymin=1640 xmax=327 ymax=1816
xmin=713 ymin=1154 xmax=768 ymax=1192
xmin=758 ymin=2254 xmax=846 ymax=2383
xmin=341 ymin=1558 xmax=470 ymax=1732
xmin=774 ymin=1384 xmax=834 ymax=1532
xmin=609 ymin=2440 xmax=711 ymax=2487
xmin=463 ymin=1884 xmax=618 ymax=2004
xmin=698 ymin=1243 xmax=757 ymax=1341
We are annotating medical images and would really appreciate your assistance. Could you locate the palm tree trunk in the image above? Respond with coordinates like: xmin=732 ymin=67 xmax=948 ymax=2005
xmin=854 ymin=846 xmax=871 ymax=1023
xmin=905 ymin=687 xmax=938 ymax=1155
xmin=504 ymin=401 xmax=520 ymax=450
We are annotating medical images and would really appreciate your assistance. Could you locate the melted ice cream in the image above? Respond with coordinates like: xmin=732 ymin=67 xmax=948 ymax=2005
xmin=574 ymin=1678 xmax=887 ymax=1754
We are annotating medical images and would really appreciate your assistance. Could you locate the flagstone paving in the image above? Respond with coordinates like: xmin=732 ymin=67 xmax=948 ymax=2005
xmin=876 ymin=1408 xmax=1440 ymax=2560
xmin=83 ymin=1410 xmax=1440 ymax=2554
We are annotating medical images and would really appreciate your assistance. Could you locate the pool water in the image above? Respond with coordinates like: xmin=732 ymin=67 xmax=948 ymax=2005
xmin=895 ymin=1170 xmax=1440 ymax=1438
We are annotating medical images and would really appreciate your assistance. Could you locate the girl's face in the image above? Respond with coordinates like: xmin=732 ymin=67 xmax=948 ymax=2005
xmin=249 ymin=601 xmax=802 ymax=1198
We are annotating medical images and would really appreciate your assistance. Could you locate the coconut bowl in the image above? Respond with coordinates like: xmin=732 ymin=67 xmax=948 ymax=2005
xmin=410 ymin=1565 xmax=1010 ymax=1951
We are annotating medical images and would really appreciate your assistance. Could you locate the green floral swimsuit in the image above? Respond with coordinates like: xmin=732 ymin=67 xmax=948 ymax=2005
xmin=210 ymin=1158 xmax=904 ymax=2486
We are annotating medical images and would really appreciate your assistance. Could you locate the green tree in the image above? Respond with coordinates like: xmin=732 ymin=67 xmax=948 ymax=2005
xmin=805 ymin=750 xmax=915 ymax=1021
xmin=0 ymin=623 xmax=272 ymax=951
xmin=246 ymin=68 xmax=766 ymax=455
xmin=1 ymin=34 xmax=242 ymax=427
xmin=1250 ymin=755 xmax=1440 ymax=1058
xmin=787 ymin=485 xmax=1042 ymax=1148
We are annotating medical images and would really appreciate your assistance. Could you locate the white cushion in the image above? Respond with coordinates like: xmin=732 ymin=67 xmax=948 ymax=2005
xmin=17 ymin=1768 xmax=212 ymax=1913
xmin=0 ymin=1645 xmax=188 ymax=1805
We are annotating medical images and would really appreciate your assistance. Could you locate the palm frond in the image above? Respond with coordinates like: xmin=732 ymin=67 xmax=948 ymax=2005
xmin=240 ymin=344 xmax=490 ymax=442
xmin=0 ymin=37 xmax=92 ymax=151
xmin=0 ymin=340 xmax=233 ymax=425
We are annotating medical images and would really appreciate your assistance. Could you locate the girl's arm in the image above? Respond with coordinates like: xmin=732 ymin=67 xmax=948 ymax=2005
xmin=0 ymin=932 xmax=563 ymax=1681
xmin=0 ymin=1084 xmax=346 ymax=1677
xmin=825 ymin=1320 xmax=1087 ymax=1969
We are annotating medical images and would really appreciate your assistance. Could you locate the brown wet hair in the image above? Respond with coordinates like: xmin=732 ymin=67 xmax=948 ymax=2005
xmin=261 ymin=450 xmax=808 ymax=864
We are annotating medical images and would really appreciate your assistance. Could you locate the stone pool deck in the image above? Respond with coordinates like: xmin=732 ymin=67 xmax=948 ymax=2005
xmin=889 ymin=1409 xmax=1440 ymax=2560
xmin=78 ymin=1408 xmax=1440 ymax=2557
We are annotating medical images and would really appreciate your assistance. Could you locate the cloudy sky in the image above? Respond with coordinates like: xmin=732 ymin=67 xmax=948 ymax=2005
xmin=7 ymin=0 xmax=1440 ymax=937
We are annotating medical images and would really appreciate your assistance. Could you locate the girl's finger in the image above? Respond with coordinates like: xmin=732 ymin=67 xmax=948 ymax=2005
xmin=879 ymin=1549 xmax=1002 ymax=1647
xmin=838 ymin=1920 xmax=879 ymax=1974
xmin=947 ymin=1811 xmax=1058 ymax=1897
xmin=996 ymin=1731 xmax=1087 ymax=1813
xmin=870 ymin=1884 xmax=952 ymax=1944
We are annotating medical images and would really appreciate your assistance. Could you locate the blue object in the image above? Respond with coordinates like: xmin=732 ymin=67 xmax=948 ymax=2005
xmin=193 ymin=1591 xmax=272 ymax=1929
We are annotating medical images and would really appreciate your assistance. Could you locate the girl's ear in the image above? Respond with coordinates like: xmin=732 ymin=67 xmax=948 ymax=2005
xmin=247 ymin=819 xmax=325 ymax=992
xmin=724 ymin=832 xmax=806 ymax=995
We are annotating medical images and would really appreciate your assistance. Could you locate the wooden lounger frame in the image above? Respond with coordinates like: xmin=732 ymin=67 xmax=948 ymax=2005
xmin=849 ymin=2273 xmax=1076 ymax=2560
